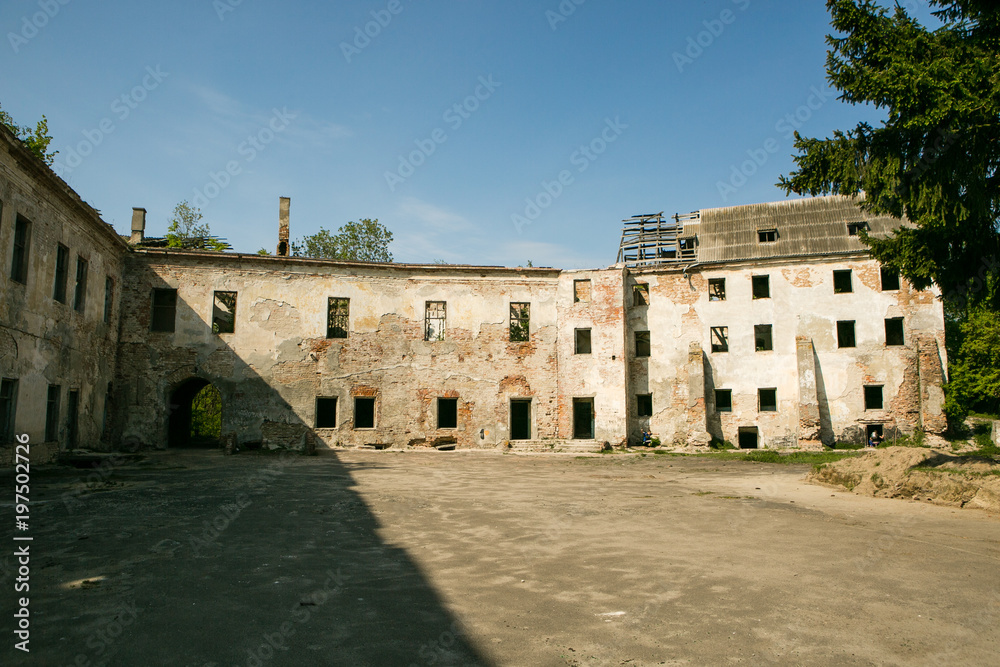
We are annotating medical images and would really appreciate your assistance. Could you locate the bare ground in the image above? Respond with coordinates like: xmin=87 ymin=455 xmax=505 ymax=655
xmin=2 ymin=449 xmax=998 ymax=666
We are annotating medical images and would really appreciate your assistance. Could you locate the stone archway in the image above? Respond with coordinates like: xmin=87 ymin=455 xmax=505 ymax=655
xmin=167 ymin=378 xmax=222 ymax=448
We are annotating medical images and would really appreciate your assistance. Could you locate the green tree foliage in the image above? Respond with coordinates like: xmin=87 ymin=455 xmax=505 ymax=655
xmin=0 ymin=102 xmax=57 ymax=166
xmin=778 ymin=1 xmax=1000 ymax=309
xmin=166 ymin=201 xmax=231 ymax=251
xmin=945 ymin=306 xmax=1000 ymax=419
xmin=291 ymin=218 xmax=393 ymax=262
xmin=190 ymin=384 xmax=222 ymax=441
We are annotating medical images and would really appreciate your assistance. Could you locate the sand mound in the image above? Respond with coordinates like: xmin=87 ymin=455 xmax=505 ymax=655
xmin=809 ymin=446 xmax=1000 ymax=512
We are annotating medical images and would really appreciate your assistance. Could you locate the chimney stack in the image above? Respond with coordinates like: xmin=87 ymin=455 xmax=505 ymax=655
xmin=277 ymin=197 xmax=290 ymax=256
xmin=130 ymin=208 xmax=146 ymax=245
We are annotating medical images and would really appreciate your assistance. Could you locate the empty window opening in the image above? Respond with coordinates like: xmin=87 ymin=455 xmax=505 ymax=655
xmin=425 ymin=301 xmax=446 ymax=341
xmin=881 ymin=267 xmax=900 ymax=291
xmin=885 ymin=318 xmax=905 ymax=346
xmin=151 ymin=288 xmax=178 ymax=332
xmin=0 ymin=379 xmax=18 ymax=444
xmin=752 ymin=275 xmax=770 ymax=299
xmin=328 ymin=297 xmax=350 ymax=339
xmin=708 ymin=278 xmax=726 ymax=301
xmin=67 ymin=389 xmax=79 ymax=449
xmin=738 ymin=428 xmax=759 ymax=450
xmin=633 ymin=283 xmax=650 ymax=306
xmin=847 ymin=222 xmax=869 ymax=236
xmin=575 ymin=328 xmax=592 ymax=354
xmin=354 ymin=397 xmax=376 ymax=429
xmin=45 ymin=385 xmax=60 ymax=443
xmin=755 ymin=325 xmax=773 ymax=352
xmin=104 ymin=277 xmax=114 ymax=324
xmin=212 ymin=291 xmax=237 ymax=334
xmin=74 ymin=256 xmax=88 ymax=314
xmin=510 ymin=399 xmax=531 ymax=440
xmin=572 ymin=398 xmax=594 ymax=439
xmin=715 ymin=389 xmax=732 ymax=413
xmin=837 ymin=321 xmax=857 ymax=348
xmin=833 ymin=269 xmax=853 ymax=294
xmin=635 ymin=331 xmax=651 ymax=357
xmin=637 ymin=394 xmax=653 ymax=417
xmin=758 ymin=388 xmax=778 ymax=413
xmin=316 ymin=397 xmax=338 ymax=428
xmin=53 ymin=244 xmax=69 ymax=303
xmin=437 ymin=398 xmax=458 ymax=429
xmin=678 ymin=237 xmax=698 ymax=259
xmin=573 ymin=279 xmax=591 ymax=303
xmin=509 ymin=302 xmax=530 ymax=342
xmin=864 ymin=385 xmax=884 ymax=411
xmin=10 ymin=216 xmax=31 ymax=285
xmin=710 ymin=326 xmax=729 ymax=353
xmin=758 ymin=229 xmax=778 ymax=243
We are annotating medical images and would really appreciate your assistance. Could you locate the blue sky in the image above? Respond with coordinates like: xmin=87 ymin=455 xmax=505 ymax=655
xmin=1 ymin=0 xmax=939 ymax=268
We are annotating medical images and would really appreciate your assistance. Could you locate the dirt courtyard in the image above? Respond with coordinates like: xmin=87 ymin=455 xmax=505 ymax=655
xmin=3 ymin=449 xmax=999 ymax=666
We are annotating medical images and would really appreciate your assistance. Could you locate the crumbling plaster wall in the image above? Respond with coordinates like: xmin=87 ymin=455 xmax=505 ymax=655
xmin=0 ymin=141 xmax=125 ymax=462
xmin=630 ymin=257 xmax=946 ymax=448
xmin=116 ymin=253 xmax=562 ymax=450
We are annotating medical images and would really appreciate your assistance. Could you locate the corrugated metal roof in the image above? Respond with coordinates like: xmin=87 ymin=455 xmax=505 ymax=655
xmin=692 ymin=195 xmax=908 ymax=264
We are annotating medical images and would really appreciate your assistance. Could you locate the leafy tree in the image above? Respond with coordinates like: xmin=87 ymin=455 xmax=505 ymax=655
xmin=291 ymin=218 xmax=393 ymax=262
xmin=0 ymin=102 xmax=57 ymax=166
xmin=166 ymin=201 xmax=230 ymax=251
xmin=944 ymin=306 xmax=1000 ymax=419
xmin=190 ymin=384 xmax=222 ymax=441
xmin=778 ymin=0 xmax=1000 ymax=309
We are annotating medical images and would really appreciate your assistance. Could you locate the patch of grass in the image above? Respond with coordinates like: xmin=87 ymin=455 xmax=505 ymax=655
xmin=883 ymin=431 xmax=929 ymax=448
xmin=829 ymin=442 xmax=864 ymax=450
xmin=709 ymin=438 xmax=736 ymax=450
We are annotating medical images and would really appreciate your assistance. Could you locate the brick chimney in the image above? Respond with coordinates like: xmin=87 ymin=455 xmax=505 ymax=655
xmin=130 ymin=208 xmax=146 ymax=245
xmin=277 ymin=197 xmax=290 ymax=256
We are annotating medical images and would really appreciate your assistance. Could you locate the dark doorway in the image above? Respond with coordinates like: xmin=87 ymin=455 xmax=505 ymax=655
xmin=738 ymin=427 xmax=758 ymax=450
xmin=866 ymin=424 xmax=884 ymax=446
xmin=168 ymin=378 xmax=221 ymax=448
xmin=510 ymin=399 xmax=531 ymax=440
xmin=573 ymin=398 xmax=594 ymax=439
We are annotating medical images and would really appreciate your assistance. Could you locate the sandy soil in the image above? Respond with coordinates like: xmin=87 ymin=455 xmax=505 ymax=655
xmin=810 ymin=446 xmax=1000 ymax=512
xmin=2 ymin=449 xmax=998 ymax=666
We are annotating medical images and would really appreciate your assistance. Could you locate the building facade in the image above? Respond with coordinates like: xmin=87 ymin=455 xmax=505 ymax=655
xmin=0 ymin=125 xmax=948 ymax=463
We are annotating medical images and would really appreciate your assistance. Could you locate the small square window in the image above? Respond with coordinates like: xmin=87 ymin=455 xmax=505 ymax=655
xmin=573 ymin=279 xmax=591 ymax=303
xmin=833 ymin=269 xmax=853 ymax=293
xmin=880 ymin=267 xmax=900 ymax=291
xmin=316 ymin=397 xmax=337 ymax=428
xmin=847 ymin=222 xmax=869 ymax=236
xmin=633 ymin=283 xmax=649 ymax=306
xmin=710 ymin=326 xmax=729 ymax=353
xmin=752 ymin=275 xmax=770 ymax=299
xmin=714 ymin=389 xmax=732 ymax=413
xmin=327 ymin=297 xmax=350 ymax=339
xmin=354 ymin=397 xmax=376 ymax=429
xmin=510 ymin=302 xmax=530 ymax=342
xmin=213 ymin=291 xmax=237 ymax=334
xmin=678 ymin=237 xmax=698 ymax=259
xmin=864 ymin=385 xmax=884 ymax=411
xmin=151 ymin=288 xmax=177 ymax=332
xmin=637 ymin=394 xmax=653 ymax=417
xmin=758 ymin=229 xmax=778 ymax=243
xmin=575 ymin=328 xmax=592 ymax=354
xmin=758 ymin=388 xmax=777 ymax=412
xmin=754 ymin=324 xmax=773 ymax=352
xmin=437 ymin=398 xmax=458 ymax=429
xmin=837 ymin=321 xmax=856 ymax=348
xmin=708 ymin=278 xmax=726 ymax=301
xmin=885 ymin=318 xmax=905 ymax=346
xmin=635 ymin=331 xmax=651 ymax=357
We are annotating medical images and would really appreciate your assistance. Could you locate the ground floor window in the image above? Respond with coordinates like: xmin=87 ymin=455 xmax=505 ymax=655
xmin=437 ymin=398 xmax=458 ymax=429
xmin=354 ymin=397 xmax=376 ymax=429
xmin=316 ymin=397 xmax=338 ymax=428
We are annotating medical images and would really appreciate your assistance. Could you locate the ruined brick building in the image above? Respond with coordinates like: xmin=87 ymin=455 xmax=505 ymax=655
xmin=0 ymin=124 xmax=948 ymax=463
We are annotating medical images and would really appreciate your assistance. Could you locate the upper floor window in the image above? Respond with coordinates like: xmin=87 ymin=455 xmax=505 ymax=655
xmin=709 ymin=278 xmax=726 ymax=301
xmin=632 ymin=283 xmax=649 ymax=306
xmin=837 ymin=321 xmax=857 ymax=348
xmin=151 ymin=288 xmax=177 ymax=332
xmin=847 ymin=222 xmax=869 ymax=236
xmin=425 ymin=301 xmax=446 ymax=341
xmin=328 ymin=297 xmax=350 ymax=339
xmin=573 ymin=279 xmax=591 ymax=303
xmin=754 ymin=324 xmax=773 ymax=352
xmin=74 ymin=256 xmax=89 ymax=313
xmin=10 ymin=216 xmax=31 ymax=285
xmin=758 ymin=229 xmax=778 ymax=243
xmin=833 ymin=269 xmax=853 ymax=294
xmin=758 ymin=388 xmax=778 ymax=412
xmin=104 ymin=277 xmax=114 ymax=323
xmin=635 ymin=331 xmax=651 ymax=357
xmin=885 ymin=318 xmax=905 ymax=346
xmin=212 ymin=291 xmax=237 ymax=334
xmin=752 ymin=275 xmax=770 ymax=299
xmin=509 ymin=302 xmax=530 ymax=342
xmin=575 ymin=328 xmax=592 ymax=354
xmin=710 ymin=326 xmax=729 ymax=353
xmin=53 ymin=244 xmax=69 ymax=303
xmin=880 ymin=267 xmax=900 ymax=291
